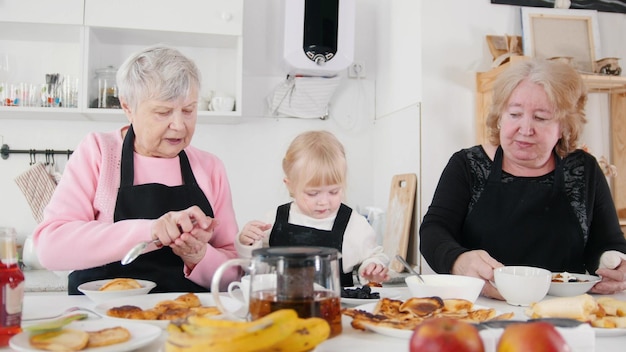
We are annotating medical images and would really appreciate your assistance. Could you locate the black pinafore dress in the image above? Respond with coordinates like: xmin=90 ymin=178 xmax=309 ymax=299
xmin=68 ymin=125 xmax=214 ymax=294
xmin=269 ymin=203 xmax=354 ymax=287
xmin=462 ymin=146 xmax=585 ymax=272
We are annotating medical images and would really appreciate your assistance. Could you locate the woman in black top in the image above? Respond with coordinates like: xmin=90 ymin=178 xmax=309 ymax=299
xmin=420 ymin=59 xmax=626 ymax=299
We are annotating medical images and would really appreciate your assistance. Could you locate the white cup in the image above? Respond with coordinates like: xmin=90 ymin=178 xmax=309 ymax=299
xmin=493 ymin=266 xmax=551 ymax=306
xmin=22 ymin=236 xmax=44 ymax=270
xmin=209 ymin=96 xmax=235 ymax=112
xmin=226 ymin=274 xmax=277 ymax=307
xmin=227 ymin=275 xmax=251 ymax=305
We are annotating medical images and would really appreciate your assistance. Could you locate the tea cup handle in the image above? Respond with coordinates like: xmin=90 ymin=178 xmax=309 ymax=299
xmin=211 ymin=258 xmax=250 ymax=319
xmin=227 ymin=281 xmax=246 ymax=304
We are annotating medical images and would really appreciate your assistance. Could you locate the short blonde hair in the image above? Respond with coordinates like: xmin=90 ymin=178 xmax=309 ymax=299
xmin=486 ymin=58 xmax=587 ymax=157
xmin=282 ymin=130 xmax=347 ymax=194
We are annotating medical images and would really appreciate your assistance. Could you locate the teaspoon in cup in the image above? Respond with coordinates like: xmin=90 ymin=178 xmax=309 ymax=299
xmin=121 ymin=239 xmax=161 ymax=265
xmin=395 ymin=255 xmax=425 ymax=283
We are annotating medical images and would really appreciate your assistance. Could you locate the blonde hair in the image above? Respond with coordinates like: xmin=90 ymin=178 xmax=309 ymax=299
xmin=486 ymin=58 xmax=587 ymax=157
xmin=282 ymin=130 xmax=347 ymax=194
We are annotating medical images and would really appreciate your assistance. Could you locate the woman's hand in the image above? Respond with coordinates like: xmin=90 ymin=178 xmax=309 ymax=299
xmin=452 ymin=250 xmax=504 ymax=300
xmin=151 ymin=206 xmax=211 ymax=244
xmin=592 ymin=259 xmax=626 ymax=294
xmin=361 ymin=263 xmax=390 ymax=284
xmin=238 ymin=221 xmax=271 ymax=245
xmin=150 ymin=205 xmax=217 ymax=268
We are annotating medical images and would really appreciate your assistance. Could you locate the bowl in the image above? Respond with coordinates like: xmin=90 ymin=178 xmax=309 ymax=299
xmin=548 ymin=273 xmax=600 ymax=297
xmin=404 ymin=274 xmax=484 ymax=303
xmin=78 ymin=278 xmax=156 ymax=304
xmin=493 ymin=266 xmax=551 ymax=306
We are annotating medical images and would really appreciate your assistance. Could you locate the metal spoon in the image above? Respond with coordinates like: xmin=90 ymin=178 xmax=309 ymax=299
xmin=395 ymin=255 xmax=425 ymax=283
xmin=121 ymin=239 xmax=161 ymax=265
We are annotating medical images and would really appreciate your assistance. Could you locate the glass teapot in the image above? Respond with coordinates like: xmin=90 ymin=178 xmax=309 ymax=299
xmin=211 ymin=246 xmax=342 ymax=337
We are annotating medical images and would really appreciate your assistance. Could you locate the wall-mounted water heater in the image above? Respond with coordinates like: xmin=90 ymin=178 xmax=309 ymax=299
xmin=283 ymin=0 xmax=355 ymax=76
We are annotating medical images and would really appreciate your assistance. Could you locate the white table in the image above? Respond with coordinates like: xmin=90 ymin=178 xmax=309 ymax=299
xmin=3 ymin=290 xmax=626 ymax=351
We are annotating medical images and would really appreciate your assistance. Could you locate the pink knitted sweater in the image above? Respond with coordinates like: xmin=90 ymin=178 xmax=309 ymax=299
xmin=33 ymin=126 xmax=240 ymax=290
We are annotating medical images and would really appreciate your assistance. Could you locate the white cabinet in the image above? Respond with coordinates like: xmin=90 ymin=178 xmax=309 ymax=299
xmin=0 ymin=0 xmax=243 ymax=123
xmin=0 ymin=0 xmax=84 ymax=25
xmin=84 ymin=0 xmax=242 ymax=36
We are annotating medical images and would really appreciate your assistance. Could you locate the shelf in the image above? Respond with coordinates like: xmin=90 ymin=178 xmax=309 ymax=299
xmin=477 ymin=56 xmax=626 ymax=94
xmin=0 ymin=0 xmax=243 ymax=123
xmin=0 ymin=106 xmax=243 ymax=124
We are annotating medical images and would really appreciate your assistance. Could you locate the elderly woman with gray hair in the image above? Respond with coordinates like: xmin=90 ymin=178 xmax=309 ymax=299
xmin=420 ymin=58 xmax=626 ymax=300
xmin=33 ymin=45 xmax=240 ymax=294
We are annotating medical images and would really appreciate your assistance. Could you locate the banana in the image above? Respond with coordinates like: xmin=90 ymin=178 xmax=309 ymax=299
xmin=165 ymin=309 xmax=300 ymax=352
xmin=177 ymin=315 xmax=252 ymax=337
xmin=262 ymin=317 xmax=331 ymax=352
xmin=186 ymin=315 xmax=250 ymax=329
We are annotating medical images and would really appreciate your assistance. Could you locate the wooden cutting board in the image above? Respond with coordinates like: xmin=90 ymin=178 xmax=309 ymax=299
xmin=382 ymin=173 xmax=417 ymax=273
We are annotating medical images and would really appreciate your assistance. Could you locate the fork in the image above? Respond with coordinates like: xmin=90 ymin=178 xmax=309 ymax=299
xmin=22 ymin=306 xmax=102 ymax=321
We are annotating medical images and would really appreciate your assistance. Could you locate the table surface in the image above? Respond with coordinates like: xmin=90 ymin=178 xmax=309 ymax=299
xmin=3 ymin=289 xmax=626 ymax=351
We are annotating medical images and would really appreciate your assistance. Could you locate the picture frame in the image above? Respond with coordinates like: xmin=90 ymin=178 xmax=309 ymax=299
xmin=521 ymin=7 xmax=601 ymax=72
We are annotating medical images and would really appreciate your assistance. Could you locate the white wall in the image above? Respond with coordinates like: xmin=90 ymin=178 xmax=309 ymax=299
xmin=0 ymin=0 xmax=384 ymax=245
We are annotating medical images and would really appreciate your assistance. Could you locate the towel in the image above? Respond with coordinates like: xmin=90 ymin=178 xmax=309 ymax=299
xmin=599 ymin=251 xmax=626 ymax=270
xmin=14 ymin=162 xmax=57 ymax=223
xmin=267 ymin=75 xmax=342 ymax=119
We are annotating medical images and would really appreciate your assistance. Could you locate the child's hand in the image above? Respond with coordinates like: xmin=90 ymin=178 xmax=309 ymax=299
xmin=361 ymin=263 xmax=390 ymax=283
xmin=238 ymin=221 xmax=272 ymax=245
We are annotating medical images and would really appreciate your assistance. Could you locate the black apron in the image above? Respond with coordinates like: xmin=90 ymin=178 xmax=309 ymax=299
xmin=68 ymin=125 xmax=214 ymax=294
xmin=269 ymin=203 xmax=354 ymax=287
xmin=462 ymin=146 xmax=585 ymax=273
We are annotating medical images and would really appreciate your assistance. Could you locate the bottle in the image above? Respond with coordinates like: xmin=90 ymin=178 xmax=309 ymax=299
xmin=0 ymin=227 xmax=24 ymax=347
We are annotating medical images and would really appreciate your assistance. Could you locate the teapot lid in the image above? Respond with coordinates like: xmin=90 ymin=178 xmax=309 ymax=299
xmin=252 ymin=246 xmax=339 ymax=268
xmin=252 ymin=246 xmax=338 ymax=259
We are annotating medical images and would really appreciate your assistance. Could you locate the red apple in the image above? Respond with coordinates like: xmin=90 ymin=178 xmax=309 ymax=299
xmin=409 ymin=317 xmax=485 ymax=352
xmin=497 ymin=321 xmax=571 ymax=352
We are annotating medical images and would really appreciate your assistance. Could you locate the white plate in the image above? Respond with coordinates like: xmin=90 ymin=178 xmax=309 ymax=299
xmin=548 ymin=273 xmax=600 ymax=297
xmin=10 ymin=320 xmax=161 ymax=352
xmin=94 ymin=292 xmax=241 ymax=328
xmin=352 ymin=302 xmax=412 ymax=338
xmin=78 ymin=279 xmax=157 ymax=304
xmin=341 ymin=287 xmax=408 ymax=306
xmin=593 ymin=327 xmax=626 ymax=337
xmin=350 ymin=302 xmax=499 ymax=339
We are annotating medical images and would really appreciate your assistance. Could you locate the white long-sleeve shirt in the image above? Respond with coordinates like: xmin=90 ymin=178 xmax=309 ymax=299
xmin=235 ymin=202 xmax=389 ymax=284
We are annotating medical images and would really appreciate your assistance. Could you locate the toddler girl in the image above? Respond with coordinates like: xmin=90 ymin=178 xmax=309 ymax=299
xmin=235 ymin=130 xmax=389 ymax=286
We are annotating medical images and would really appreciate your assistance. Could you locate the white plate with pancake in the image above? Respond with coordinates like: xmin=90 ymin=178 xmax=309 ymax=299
xmin=350 ymin=302 xmax=414 ymax=339
xmin=78 ymin=279 xmax=157 ymax=304
xmin=349 ymin=302 xmax=499 ymax=339
xmin=10 ymin=320 xmax=161 ymax=352
xmin=341 ymin=287 xmax=408 ymax=306
xmin=94 ymin=292 xmax=242 ymax=328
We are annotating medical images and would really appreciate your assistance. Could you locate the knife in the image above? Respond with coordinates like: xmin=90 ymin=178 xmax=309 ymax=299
xmin=23 ymin=313 xmax=89 ymax=334
xmin=475 ymin=318 xmax=584 ymax=331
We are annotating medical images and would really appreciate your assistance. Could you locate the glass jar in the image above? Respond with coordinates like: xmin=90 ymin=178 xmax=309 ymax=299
xmin=0 ymin=227 xmax=24 ymax=347
xmin=92 ymin=66 xmax=120 ymax=109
